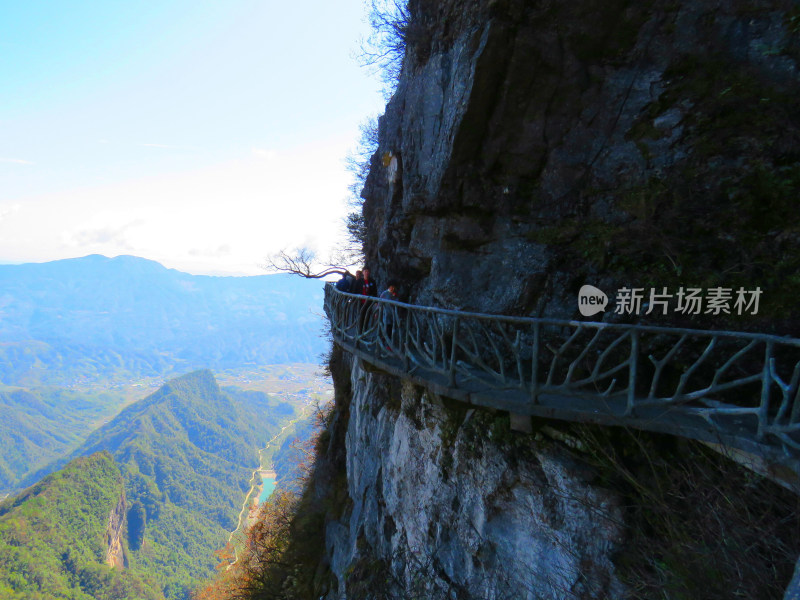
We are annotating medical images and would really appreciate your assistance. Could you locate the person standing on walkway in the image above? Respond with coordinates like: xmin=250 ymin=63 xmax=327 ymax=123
xmin=361 ymin=268 xmax=378 ymax=298
xmin=335 ymin=271 xmax=353 ymax=292
xmin=358 ymin=268 xmax=378 ymax=333
xmin=351 ymin=270 xmax=364 ymax=295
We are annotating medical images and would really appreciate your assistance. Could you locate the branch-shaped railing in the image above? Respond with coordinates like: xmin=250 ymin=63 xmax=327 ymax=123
xmin=324 ymin=284 xmax=800 ymax=477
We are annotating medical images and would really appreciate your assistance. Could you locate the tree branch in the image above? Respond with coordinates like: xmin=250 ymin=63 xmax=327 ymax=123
xmin=263 ymin=247 xmax=353 ymax=279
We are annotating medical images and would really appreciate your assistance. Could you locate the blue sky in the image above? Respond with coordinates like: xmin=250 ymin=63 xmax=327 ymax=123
xmin=0 ymin=0 xmax=385 ymax=274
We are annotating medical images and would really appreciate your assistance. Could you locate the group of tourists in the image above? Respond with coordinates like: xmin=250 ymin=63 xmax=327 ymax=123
xmin=334 ymin=268 xmax=398 ymax=303
xmin=334 ymin=268 xmax=400 ymax=342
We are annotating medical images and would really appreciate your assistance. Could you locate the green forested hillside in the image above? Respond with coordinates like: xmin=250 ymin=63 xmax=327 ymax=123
xmin=84 ymin=371 xmax=295 ymax=599
xmin=0 ymin=452 xmax=163 ymax=600
xmin=2 ymin=370 xmax=297 ymax=600
xmin=0 ymin=387 xmax=125 ymax=493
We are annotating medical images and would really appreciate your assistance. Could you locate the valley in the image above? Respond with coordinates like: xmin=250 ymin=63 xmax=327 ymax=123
xmin=0 ymin=254 xmax=331 ymax=599
xmin=0 ymin=363 xmax=330 ymax=496
xmin=0 ymin=368 xmax=328 ymax=600
xmin=226 ymin=406 xmax=314 ymax=567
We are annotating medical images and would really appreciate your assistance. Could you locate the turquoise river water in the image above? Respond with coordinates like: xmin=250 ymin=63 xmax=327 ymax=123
xmin=258 ymin=475 xmax=276 ymax=504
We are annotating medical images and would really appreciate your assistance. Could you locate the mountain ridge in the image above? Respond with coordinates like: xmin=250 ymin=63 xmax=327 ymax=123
xmin=0 ymin=254 xmax=327 ymax=385
xmin=3 ymin=370 xmax=298 ymax=600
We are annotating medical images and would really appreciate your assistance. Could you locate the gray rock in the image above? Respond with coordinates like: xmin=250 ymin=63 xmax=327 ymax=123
xmin=324 ymin=0 xmax=800 ymax=597
xmin=325 ymin=357 xmax=625 ymax=599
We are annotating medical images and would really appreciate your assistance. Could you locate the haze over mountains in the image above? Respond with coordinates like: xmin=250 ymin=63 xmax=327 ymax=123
xmin=0 ymin=254 xmax=327 ymax=385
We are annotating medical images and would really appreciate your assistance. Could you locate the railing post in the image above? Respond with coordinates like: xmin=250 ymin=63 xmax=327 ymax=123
xmin=355 ymin=300 xmax=363 ymax=350
xmin=376 ymin=302 xmax=384 ymax=359
xmin=403 ymin=309 xmax=410 ymax=370
xmin=448 ymin=317 xmax=459 ymax=387
xmin=515 ymin=330 xmax=525 ymax=390
xmin=531 ymin=322 xmax=540 ymax=405
xmin=625 ymin=330 xmax=639 ymax=416
xmin=757 ymin=340 xmax=774 ymax=441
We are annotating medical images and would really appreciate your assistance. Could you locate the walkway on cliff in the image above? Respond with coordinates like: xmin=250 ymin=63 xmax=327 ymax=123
xmin=324 ymin=284 xmax=800 ymax=492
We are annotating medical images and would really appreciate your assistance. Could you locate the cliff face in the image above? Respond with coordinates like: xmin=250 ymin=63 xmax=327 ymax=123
xmin=317 ymin=0 xmax=800 ymax=598
xmin=363 ymin=0 xmax=800 ymax=327
xmin=324 ymin=352 xmax=624 ymax=599
xmin=105 ymin=492 xmax=128 ymax=569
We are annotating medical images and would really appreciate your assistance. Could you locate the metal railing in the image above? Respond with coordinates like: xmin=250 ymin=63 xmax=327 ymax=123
xmin=324 ymin=284 xmax=800 ymax=471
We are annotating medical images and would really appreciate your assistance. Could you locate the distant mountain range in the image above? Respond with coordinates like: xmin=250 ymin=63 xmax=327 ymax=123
xmin=0 ymin=255 xmax=328 ymax=385
xmin=0 ymin=370 xmax=296 ymax=600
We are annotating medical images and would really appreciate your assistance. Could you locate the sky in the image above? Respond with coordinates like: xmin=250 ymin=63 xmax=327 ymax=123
xmin=0 ymin=1 xmax=386 ymax=275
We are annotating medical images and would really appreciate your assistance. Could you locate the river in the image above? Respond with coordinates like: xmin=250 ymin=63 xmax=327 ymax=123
xmin=226 ymin=407 xmax=310 ymax=569
xmin=258 ymin=469 xmax=277 ymax=503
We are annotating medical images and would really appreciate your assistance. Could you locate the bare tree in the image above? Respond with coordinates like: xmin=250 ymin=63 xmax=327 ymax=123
xmin=345 ymin=116 xmax=380 ymax=202
xmin=267 ymin=116 xmax=379 ymax=280
xmin=263 ymin=247 xmax=354 ymax=279
xmin=339 ymin=115 xmax=380 ymax=267
xmin=266 ymin=39 xmax=387 ymax=282
xmin=357 ymin=0 xmax=412 ymax=95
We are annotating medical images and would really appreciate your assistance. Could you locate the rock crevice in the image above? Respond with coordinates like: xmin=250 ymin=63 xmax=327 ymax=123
xmin=105 ymin=492 xmax=127 ymax=569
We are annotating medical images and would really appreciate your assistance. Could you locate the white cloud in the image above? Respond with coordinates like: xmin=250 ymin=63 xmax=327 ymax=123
xmin=251 ymin=148 xmax=277 ymax=160
xmin=0 ymin=137 xmax=353 ymax=275
xmin=0 ymin=158 xmax=34 ymax=165
xmin=0 ymin=204 xmax=21 ymax=222
xmin=60 ymin=218 xmax=145 ymax=251
xmin=189 ymin=244 xmax=232 ymax=258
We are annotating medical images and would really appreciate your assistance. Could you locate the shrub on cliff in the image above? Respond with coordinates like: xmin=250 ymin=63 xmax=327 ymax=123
xmin=359 ymin=0 xmax=412 ymax=93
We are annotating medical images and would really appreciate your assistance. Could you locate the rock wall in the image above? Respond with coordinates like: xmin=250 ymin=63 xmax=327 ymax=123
xmin=323 ymin=353 xmax=624 ymax=599
xmin=318 ymin=0 xmax=800 ymax=597
xmin=362 ymin=0 xmax=800 ymax=329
